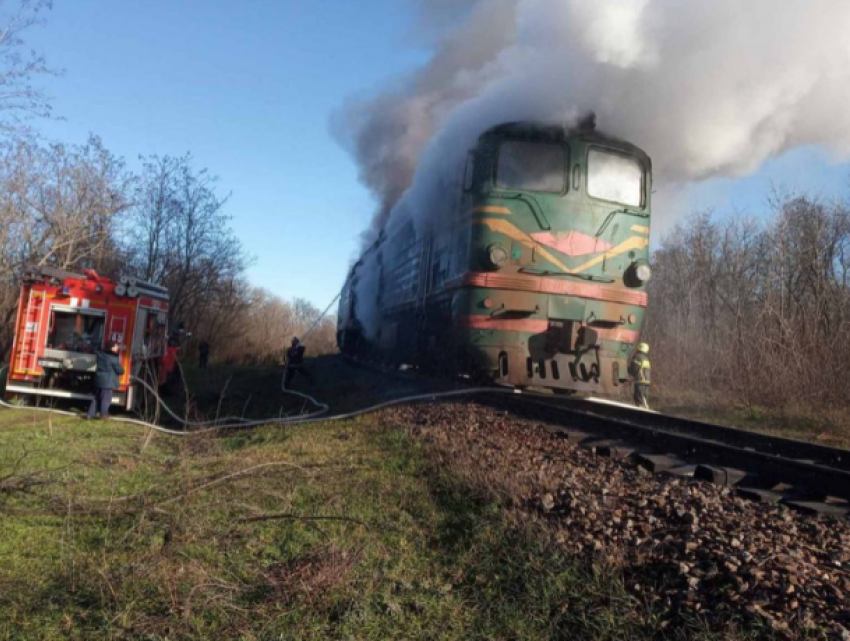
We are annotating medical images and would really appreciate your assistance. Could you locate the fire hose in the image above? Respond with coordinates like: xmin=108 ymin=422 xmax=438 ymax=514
xmin=0 ymin=292 xmax=344 ymax=433
xmin=0 ymin=289 xmax=521 ymax=434
xmin=299 ymin=292 xmax=342 ymax=344
xmin=0 ymin=364 xmax=520 ymax=436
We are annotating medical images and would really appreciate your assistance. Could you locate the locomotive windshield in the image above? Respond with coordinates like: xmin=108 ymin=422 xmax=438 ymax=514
xmin=47 ymin=309 xmax=105 ymax=353
xmin=496 ymin=140 xmax=566 ymax=193
xmin=587 ymin=148 xmax=644 ymax=208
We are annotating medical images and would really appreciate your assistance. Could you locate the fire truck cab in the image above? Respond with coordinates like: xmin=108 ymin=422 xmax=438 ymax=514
xmin=5 ymin=265 xmax=178 ymax=411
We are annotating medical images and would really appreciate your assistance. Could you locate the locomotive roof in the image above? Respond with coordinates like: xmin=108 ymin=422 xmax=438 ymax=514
xmin=479 ymin=121 xmax=650 ymax=160
xmin=344 ymin=119 xmax=651 ymax=282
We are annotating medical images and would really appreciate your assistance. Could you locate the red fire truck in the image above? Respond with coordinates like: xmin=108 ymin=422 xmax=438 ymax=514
xmin=4 ymin=265 xmax=181 ymax=410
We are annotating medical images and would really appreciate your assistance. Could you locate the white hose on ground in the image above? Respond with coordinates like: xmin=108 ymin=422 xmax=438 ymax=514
xmin=0 ymin=364 xmax=521 ymax=436
xmin=128 ymin=371 xmax=330 ymax=429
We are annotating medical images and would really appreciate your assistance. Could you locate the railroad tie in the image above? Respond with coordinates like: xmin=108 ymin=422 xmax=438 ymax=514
xmin=781 ymin=499 xmax=850 ymax=518
xmin=632 ymin=453 xmax=687 ymax=474
xmin=694 ymin=465 xmax=749 ymax=487
xmin=736 ymin=487 xmax=784 ymax=503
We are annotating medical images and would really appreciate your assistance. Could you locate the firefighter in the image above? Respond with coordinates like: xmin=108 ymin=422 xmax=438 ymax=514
xmin=628 ymin=342 xmax=651 ymax=410
xmin=284 ymin=337 xmax=314 ymax=388
xmin=88 ymin=340 xmax=125 ymax=420
xmin=199 ymin=340 xmax=211 ymax=369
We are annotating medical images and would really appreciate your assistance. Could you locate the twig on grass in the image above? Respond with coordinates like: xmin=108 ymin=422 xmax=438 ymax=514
xmin=241 ymin=394 xmax=253 ymax=420
xmin=235 ymin=512 xmax=371 ymax=530
xmin=157 ymin=461 xmax=313 ymax=507
xmin=214 ymin=375 xmax=233 ymax=425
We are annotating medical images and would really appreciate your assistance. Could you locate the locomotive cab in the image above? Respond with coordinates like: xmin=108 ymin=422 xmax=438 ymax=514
xmin=449 ymin=122 xmax=652 ymax=394
xmin=339 ymin=120 xmax=652 ymax=398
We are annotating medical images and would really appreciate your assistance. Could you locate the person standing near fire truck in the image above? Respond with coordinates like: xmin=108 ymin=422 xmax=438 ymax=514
xmin=88 ymin=340 xmax=124 ymax=419
xmin=284 ymin=337 xmax=314 ymax=388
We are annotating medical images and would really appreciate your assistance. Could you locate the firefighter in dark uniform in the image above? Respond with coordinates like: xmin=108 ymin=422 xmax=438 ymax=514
xmin=88 ymin=340 xmax=125 ymax=419
xmin=284 ymin=337 xmax=314 ymax=388
xmin=198 ymin=340 xmax=210 ymax=369
xmin=628 ymin=342 xmax=651 ymax=409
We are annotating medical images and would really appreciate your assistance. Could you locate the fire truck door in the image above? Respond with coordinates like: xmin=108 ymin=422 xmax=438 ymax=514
xmin=108 ymin=316 xmax=126 ymax=347
xmin=132 ymin=309 xmax=148 ymax=356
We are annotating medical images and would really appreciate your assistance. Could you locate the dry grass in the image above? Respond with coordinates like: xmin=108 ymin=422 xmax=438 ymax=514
xmin=654 ymin=388 xmax=850 ymax=449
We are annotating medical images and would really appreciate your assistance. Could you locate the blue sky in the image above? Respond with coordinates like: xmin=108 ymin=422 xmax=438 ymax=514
xmin=26 ymin=1 xmax=850 ymax=307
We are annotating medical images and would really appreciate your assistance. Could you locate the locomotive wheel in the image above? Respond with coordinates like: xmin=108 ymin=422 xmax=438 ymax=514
xmin=552 ymin=388 xmax=577 ymax=396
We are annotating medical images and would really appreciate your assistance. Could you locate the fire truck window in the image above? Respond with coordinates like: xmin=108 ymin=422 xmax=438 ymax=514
xmin=145 ymin=313 xmax=155 ymax=351
xmin=142 ymin=312 xmax=165 ymax=356
xmin=47 ymin=311 xmax=105 ymax=353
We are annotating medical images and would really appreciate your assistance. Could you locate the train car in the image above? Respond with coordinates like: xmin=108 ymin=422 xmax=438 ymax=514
xmin=338 ymin=120 xmax=652 ymax=396
xmin=5 ymin=265 xmax=180 ymax=409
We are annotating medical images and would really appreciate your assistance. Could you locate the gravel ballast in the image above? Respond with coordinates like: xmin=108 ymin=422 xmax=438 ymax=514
xmin=383 ymin=401 xmax=850 ymax=637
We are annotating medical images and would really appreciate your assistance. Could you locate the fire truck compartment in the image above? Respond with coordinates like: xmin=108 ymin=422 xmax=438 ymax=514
xmin=46 ymin=305 xmax=106 ymax=354
xmin=38 ymin=350 xmax=96 ymax=372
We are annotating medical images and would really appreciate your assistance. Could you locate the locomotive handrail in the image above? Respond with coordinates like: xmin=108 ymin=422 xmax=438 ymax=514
xmin=595 ymin=208 xmax=649 ymax=238
xmin=498 ymin=192 xmax=551 ymax=230
xmin=518 ymin=267 xmax=615 ymax=284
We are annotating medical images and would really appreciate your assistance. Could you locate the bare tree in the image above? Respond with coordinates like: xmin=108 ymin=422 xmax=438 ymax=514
xmin=646 ymin=193 xmax=850 ymax=412
xmin=126 ymin=154 xmax=180 ymax=283
xmin=125 ymin=154 xmax=250 ymax=327
xmin=0 ymin=0 xmax=58 ymax=131
xmin=202 ymin=288 xmax=338 ymax=366
xmin=0 ymin=135 xmax=133 ymax=358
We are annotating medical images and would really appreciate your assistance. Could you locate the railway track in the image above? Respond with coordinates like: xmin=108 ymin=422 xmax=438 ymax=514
xmin=344 ymin=356 xmax=850 ymax=516
xmin=491 ymin=392 xmax=850 ymax=518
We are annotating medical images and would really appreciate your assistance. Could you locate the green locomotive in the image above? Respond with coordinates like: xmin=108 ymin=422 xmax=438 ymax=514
xmin=338 ymin=120 xmax=651 ymax=396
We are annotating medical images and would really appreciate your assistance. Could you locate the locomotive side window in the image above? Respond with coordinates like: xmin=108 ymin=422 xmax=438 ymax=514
xmin=587 ymin=149 xmax=644 ymax=208
xmin=47 ymin=310 xmax=105 ymax=353
xmin=463 ymin=152 xmax=475 ymax=192
xmin=496 ymin=140 xmax=566 ymax=193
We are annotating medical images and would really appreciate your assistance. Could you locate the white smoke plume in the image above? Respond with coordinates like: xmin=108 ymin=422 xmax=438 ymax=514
xmin=337 ymin=0 xmax=850 ymax=243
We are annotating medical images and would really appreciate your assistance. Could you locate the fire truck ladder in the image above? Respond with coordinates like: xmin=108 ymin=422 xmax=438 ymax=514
xmin=16 ymin=289 xmax=44 ymax=376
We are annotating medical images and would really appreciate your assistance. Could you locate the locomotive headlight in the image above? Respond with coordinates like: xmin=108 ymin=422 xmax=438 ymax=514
xmin=635 ymin=263 xmax=652 ymax=284
xmin=486 ymin=244 xmax=509 ymax=269
xmin=625 ymin=261 xmax=652 ymax=288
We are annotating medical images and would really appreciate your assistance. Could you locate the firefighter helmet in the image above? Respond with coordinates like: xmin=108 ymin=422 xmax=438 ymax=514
xmin=637 ymin=342 xmax=650 ymax=355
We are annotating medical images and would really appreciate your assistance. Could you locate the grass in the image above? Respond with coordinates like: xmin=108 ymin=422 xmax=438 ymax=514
xmin=152 ymin=362 xmax=301 ymax=424
xmin=655 ymin=389 xmax=850 ymax=449
xmin=0 ymin=399 xmax=775 ymax=640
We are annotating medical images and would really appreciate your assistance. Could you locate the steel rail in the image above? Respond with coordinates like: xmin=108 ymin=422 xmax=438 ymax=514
xmin=495 ymin=395 xmax=850 ymax=504
xmin=525 ymin=394 xmax=850 ymax=470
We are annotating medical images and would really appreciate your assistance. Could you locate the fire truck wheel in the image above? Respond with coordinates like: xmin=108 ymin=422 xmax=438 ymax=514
xmin=7 ymin=393 xmax=31 ymax=407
